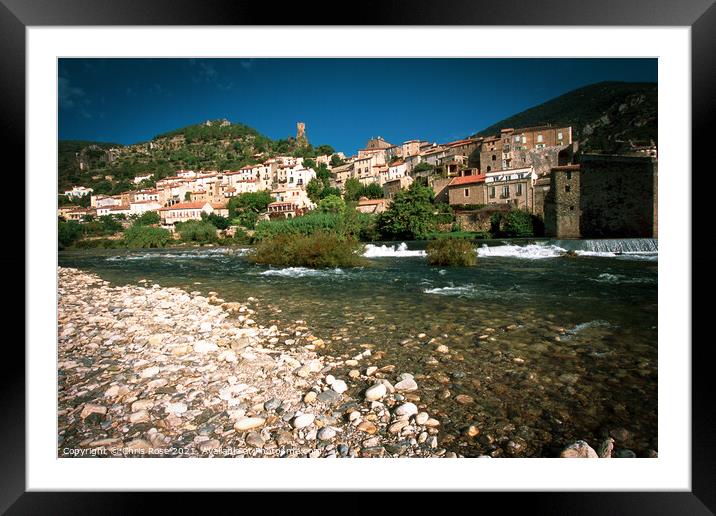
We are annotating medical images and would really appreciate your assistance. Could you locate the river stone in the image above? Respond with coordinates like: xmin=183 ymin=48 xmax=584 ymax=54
xmin=131 ymin=399 xmax=154 ymax=412
xmin=325 ymin=375 xmax=335 ymax=385
xmin=394 ymin=378 xmax=418 ymax=392
xmin=292 ymin=414 xmax=315 ymax=429
xmin=395 ymin=402 xmax=418 ymax=417
xmin=365 ymin=384 xmax=387 ymax=401
xmin=303 ymin=391 xmax=317 ymax=403
xmin=560 ymin=440 xmax=599 ymax=458
xmin=455 ymin=394 xmax=474 ymax=405
xmin=140 ymin=366 xmax=160 ymax=378
xmin=331 ymin=380 xmax=348 ymax=394
xmin=389 ymin=420 xmax=409 ymax=434
xmin=165 ymin=402 xmax=188 ymax=415
xmin=366 ymin=366 xmax=378 ymax=376
xmin=245 ymin=432 xmax=265 ymax=448
xmin=80 ymin=403 xmax=107 ymax=419
xmin=317 ymin=390 xmax=342 ymax=404
xmin=357 ymin=421 xmax=377 ymax=434
xmin=193 ymin=340 xmax=218 ymax=353
xmin=197 ymin=439 xmax=221 ymax=453
xmin=597 ymin=438 xmax=614 ymax=458
xmin=129 ymin=410 xmax=150 ymax=423
xmin=318 ymin=427 xmax=337 ymax=441
xmin=264 ymin=398 xmax=281 ymax=411
xmin=234 ymin=417 xmax=266 ymax=431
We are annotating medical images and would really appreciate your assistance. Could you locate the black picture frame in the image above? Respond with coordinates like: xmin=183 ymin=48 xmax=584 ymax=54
xmin=4 ymin=0 xmax=710 ymax=512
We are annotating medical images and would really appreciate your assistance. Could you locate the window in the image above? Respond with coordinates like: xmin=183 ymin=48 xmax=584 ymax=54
xmin=569 ymin=205 xmax=574 ymax=211
xmin=565 ymin=185 xmax=571 ymax=193
xmin=558 ymin=132 xmax=563 ymax=140
xmin=489 ymin=187 xmax=495 ymax=198
xmin=566 ymin=171 xmax=572 ymax=180
xmin=464 ymin=188 xmax=470 ymax=197
xmin=491 ymin=155 xmax=496 ymax=161
xmin=486 ymin=166 xmax=491 ymax=172
xmin=522 ymin=136 xmax=527 ymax=144
xmin=502 ymin=185 xmax=510 ymax=197
xmin=516 ymin=183 xmax=523 ymax=196
xmin=537 ymin=134 xmax=543 ymax=143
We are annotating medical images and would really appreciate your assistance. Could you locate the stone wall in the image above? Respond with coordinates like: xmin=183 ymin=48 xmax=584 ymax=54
xmin=431 ymin=177 xmax=453 ymax=204
xmin=579 ymin=155 xmax=658 ymax=238
xmin=544 ymin=166 xmax=581 ymax=238
xmin=544 ymin=155 xmax=658 ymax=238
xmin=454 ymin=205 xmax=511 ymax=232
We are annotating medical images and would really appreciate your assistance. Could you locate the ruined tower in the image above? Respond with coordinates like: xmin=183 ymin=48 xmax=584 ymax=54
xmin=296 ymin=122 xmax=308 ymax=146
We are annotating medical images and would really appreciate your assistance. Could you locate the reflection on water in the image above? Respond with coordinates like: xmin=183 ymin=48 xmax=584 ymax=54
xmin=59 ymin=240 xmax=658 ymax=457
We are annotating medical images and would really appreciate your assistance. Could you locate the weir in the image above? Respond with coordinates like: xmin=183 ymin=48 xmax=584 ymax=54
xmin=547 ymin=238 xmax=658 ymax=254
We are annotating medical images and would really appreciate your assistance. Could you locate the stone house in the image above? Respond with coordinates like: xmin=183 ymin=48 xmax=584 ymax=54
xmin=484 ymin=167 xmax=537 ymax=211
xmin=356 ymin=197 xmax=390 ymax=214
xmin=544 ymin=155 xmax=658 ymax=238
xmin=382 ymin=176 xmax=414 ymax=199
xmin=447 ymin=174 xmax=487 ymax=206
xmin=157 ymin=201 xmax=227 ymax=225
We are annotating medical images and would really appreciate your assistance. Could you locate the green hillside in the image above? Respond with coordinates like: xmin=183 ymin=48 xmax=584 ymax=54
xmin=475 ymin=81 xmax=657 ymax=153
xmin=58 ymin=119 xmax=333 ymax=195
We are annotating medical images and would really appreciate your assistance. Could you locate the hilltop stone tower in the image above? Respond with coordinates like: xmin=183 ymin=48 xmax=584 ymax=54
xmin=296 ymin=122 xmax=308 ymax=146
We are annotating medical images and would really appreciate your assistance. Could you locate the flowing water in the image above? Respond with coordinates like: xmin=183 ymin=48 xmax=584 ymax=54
xmin=59 ymin=239 xmax=658 ymax=457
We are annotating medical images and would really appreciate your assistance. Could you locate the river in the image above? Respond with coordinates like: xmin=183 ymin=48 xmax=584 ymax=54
xmin=58 ymin=238 xmax=658 ymax=457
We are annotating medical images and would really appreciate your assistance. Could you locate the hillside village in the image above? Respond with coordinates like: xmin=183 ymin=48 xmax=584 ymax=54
xmin=59 ymin=117 xmax=658 ymax=242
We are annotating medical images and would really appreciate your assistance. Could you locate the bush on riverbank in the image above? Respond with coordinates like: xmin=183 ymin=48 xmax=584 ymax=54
xmin=377 ymin=182 xmax=436 ymax=240
xmin=123 ymin=225 xmax=172 ymax=248
xmin=426 ymin=238 xmax=477 ymax=266
xmin=253 ymin=210 xmax=378 ymax=242
xmin=250 ymin=231 xmax=368 ymax=268
xmin=176 ymin=220 xmax=217 ymax=244
xmin=490 ymin=209 xmax=544 ymax=238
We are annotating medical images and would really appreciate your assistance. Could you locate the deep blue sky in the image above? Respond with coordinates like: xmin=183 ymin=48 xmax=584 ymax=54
xmin=59 ymin=58 xmax=657 ymax=155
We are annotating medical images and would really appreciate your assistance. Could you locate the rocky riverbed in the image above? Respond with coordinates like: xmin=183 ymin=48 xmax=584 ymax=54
xmin=58 ymin=267 xmax=453 ymax=458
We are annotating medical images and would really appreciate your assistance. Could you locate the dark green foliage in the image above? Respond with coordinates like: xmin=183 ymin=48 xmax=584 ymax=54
xmin=434 ymin=203 xmax=455 ymax=225
xmin=227 ymin=191 xmax=273 ymax=229
xmin=132 ymin=211 xmax=161 ymax=226
xmin=250 ymin=232 xmax=367 ymax=268
xmin=123 ymin=225 xmax=172 ymax=248
xmin=343 ymin=178 xmax=384 ymax=202
xmin=175 ymin=220 xmax=217 ymax=243
xmin=426 ymin=238 xmax=477 ymax=266
xmin=475 ymin=81 xmax=657 ymax=153
xmin=330 ymin=154 xmax=344 ymax=167
xmin=204 ymin=212 xmax=231 ymax=230
xmin=317 ymin=195 xmax=346 ymax=214
xmin=227 ymin=191 xmax=273 ymax=218
xmin=58 ymin=220 xmax=83 ymax=249
xmin=490 ymin=209 xmax=539 ymax=238
xmin=412 ymin=162 xmax=434 ymax=174
xmin=306 ymin=178 xmax=324 ymax=203
xmin=253 ymin=212 xmax=343 ymax=241
xmin=377 ymin=182 xmax=436 ymax=240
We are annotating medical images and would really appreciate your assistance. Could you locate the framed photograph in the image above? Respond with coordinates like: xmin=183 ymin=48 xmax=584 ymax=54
xmin=6 ymin=0 xmax=711 ymax=511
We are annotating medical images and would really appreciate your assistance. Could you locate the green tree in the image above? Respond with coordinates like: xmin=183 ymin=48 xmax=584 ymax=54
xmin=133 ymin=211 xmax=161 ymax=226
xmin=377 ymin=182 xmax=436 ymax=240
xmin=176 ymin=220 xmax=217 ymax=243
xmin=205 ymin=212 xmax=231 ymax=230
xmin=317 ymin=194 xmax=346 ymax=215
xmin=58 ymin=220 xmax=83 ymax=249
xmin=344 ymin=178 xmax=363 ymax=202
xmin=184 ymin=191 xmax=192 ymax=201
xmin=306 ymin=178 xmax=324 ymax=203
xmin=330 ymin=154 xmax=344 ymax=167
xmin=316 ymin=144 xmax=335 ymax=156
xmin=362 ymin=183 xmax=384 ymax=199
xmin=227 ymin=190 xmax=273 ymax=219
xmin=412 ymin=162 xmax=434 ymax=174
xmin=319 ymin=186 xmax=341 ymax=199
xmin=123 ymin=225 xmax=171 ymax=248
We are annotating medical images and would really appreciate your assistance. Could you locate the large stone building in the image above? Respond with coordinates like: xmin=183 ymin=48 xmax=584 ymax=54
xmin=479 ymin=125 xmax=573 ymax=174
xmin=544 ymin=154 xmax=658 ymax=238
